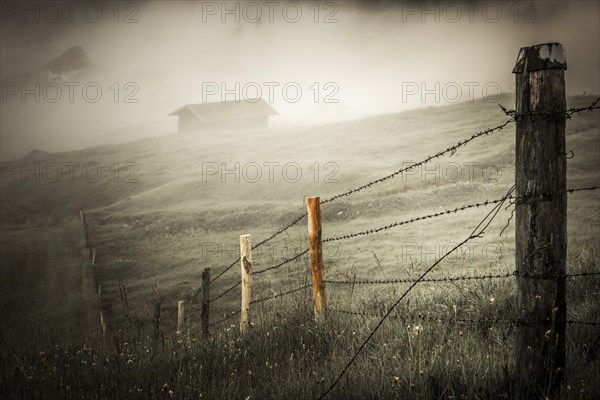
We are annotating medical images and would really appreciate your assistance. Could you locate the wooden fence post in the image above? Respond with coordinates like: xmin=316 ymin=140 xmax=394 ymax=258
xmin=201 ymin=268 xmax=211 ymax=338
xmin=307 ymin=197 xmax=326 ymax=322
xmin=513 ymin=42 xmax=567 ymax=393
xmin=177 ymin=300 xmax=185 ymax=335
xmin=240 ymin=234 xmax=252 ymax=334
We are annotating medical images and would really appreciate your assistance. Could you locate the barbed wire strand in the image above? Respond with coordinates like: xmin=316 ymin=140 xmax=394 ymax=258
xmin=499 ymin=97 xmax=600 ymax=119
xmin=210 ymin=280 xmax=242 ymax=303
xmin=326 ymin=270 xmax=600 ymax=286
xmin=254 ymin=248 xmax=310 ymax=275
xmin=326 ymin=271 xmax=515 ymax=285
xmin=188 ymin=283 xmax=310 ymax=322
xmin=321 ymin=120 xmax=515 ymax=204
xmin=250 ymin=284 xmax=312 ymax=305
xmin=208 ymin=248 xmax=310 ymax=304
xmin=206 ymin=284 xmax=311 ymax=327
xmin=567 ymin=320 xmax=600 ymax=327
xmin=323 ymin=197 xmax=509 ymax=243
xmin=317 ymin=186 xmax=513 ymax=399
xmin=208 ymin=310 xmax=240 ymax=328
xmin=209 ymin=213 xmax=309 ymax=285
xmin=323 ymin=185 xmax=599 ymax=244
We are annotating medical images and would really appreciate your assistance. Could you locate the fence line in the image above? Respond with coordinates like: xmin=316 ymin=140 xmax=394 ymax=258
xmin=170 ymin=183 xmax=599 ymax=336
xmin=204 ymin=185 xmax=599 ymax=308
xmin=73 ymin=64 xmax=600 ymax=397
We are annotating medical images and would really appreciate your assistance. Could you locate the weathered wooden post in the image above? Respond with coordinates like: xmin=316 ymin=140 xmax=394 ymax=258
xmin=307 ymin=197 xmax=326 ymax=322
xmin=240 ymin=235 xmax=252 ymax=334
xmin=201 ymin=268 xmax=211 ymax=338
xmin=177 ymin=300 xmax=185 ymax=335
xmin=513 ymin=42 xmax=567 ymax=393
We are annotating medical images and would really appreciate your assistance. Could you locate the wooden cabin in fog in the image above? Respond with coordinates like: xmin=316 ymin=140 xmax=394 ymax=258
xmin=169 ymin=99 xmax=278 ymax=133
xmin=44 ymin=46 xmax=91 ymax=82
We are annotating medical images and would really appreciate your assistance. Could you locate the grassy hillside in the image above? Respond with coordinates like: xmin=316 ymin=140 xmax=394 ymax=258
xmin=1 ymin=94 xmax=599 ymax=399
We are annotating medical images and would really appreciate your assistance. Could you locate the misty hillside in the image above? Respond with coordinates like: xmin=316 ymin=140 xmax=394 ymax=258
xmin=1 ymin=94 xmax=598 ymax=226
xmin=1 ymin=95 xmax=598 ymax=344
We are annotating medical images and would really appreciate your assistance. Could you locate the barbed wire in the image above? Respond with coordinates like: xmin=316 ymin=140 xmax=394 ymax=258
xmin=326 ymin=271 xmax=515 ymax=285
xmin=206 ymin=284 xmax=311 ymax=327
xmin=321 ymin=120 xmax=515 ymax=204
xmin=210 ymin=280 xmax=241 ymax=303
xmin=323 ymin=186 xmax=599 ymax=244
xmin=499 ymin=97 xmax=600 ymax=120
xmin=252 ymin=213 xmax=308 ymax=252
xmin=323 ymin=197 xmax=510 ymax=243
xmin=326 ymin=270 xmax=600 ymax=286
xmin=209 ymin=213 xmax=308 ymax=285
xmin=254 ymin=248 xmax=310 ymax=275
xmin=205 ymin=216 xmax=309 ymax=285
xmin=516 ymin=271 xmax=600 ymax=280
xmin=208 ymin=248 xmax=309 ymax=304
xmin=250 ymin=284 xmax=312 ymax=305
xmin=208 ymin=310 xmax=241 ymax=328
xmin=191 ymin=270 xmax=598 ymax=322
xmin=209 ymin=257 xmax=240 ymax=285
xmin=566 ymin=186 xmax=600 ymax=194
xmin=566 ymin=97 xmax=600 ymax=117
xmin=567 ymin=320 xmax=600 ymax=327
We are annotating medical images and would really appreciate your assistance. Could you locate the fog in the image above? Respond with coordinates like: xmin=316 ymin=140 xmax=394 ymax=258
xmin=1 ymin=0 xmax=599 ymax=159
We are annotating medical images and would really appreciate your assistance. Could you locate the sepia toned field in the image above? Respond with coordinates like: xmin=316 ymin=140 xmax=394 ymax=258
xmin=1 ymin=95 xmax=599 ymax=399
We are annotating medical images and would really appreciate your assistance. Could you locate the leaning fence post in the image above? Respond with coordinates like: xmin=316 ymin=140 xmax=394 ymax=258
xmin=177 ymin=300 xmax=185 ymax=335
xmin=513 ymin=42 xmax=567 ymax=393
xmin=240 ymin=234 xmax=252 ymax=335
xmin=201 ymin=268 xmax=211 ymax=338
xmin=307 ymin=197 xmax=326 ymax=322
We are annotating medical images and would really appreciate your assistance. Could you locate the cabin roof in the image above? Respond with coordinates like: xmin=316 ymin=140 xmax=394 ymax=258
xmin=169 ymin=98 xmax=278 ymax=122
xmin=44 ymin=46 xmax=90 ymax=72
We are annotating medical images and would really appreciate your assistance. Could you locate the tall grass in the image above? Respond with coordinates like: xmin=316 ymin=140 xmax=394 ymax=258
xmin=1 ymin=242 xmax=598 ymax=399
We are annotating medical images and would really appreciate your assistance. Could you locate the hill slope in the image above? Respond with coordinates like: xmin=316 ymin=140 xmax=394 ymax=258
xmin=1 ymin=94 xmax=599 ymax=341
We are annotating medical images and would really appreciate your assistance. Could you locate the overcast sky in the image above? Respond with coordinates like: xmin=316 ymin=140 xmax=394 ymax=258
xmin=1 ymin=0 xmax=599 ymax=158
